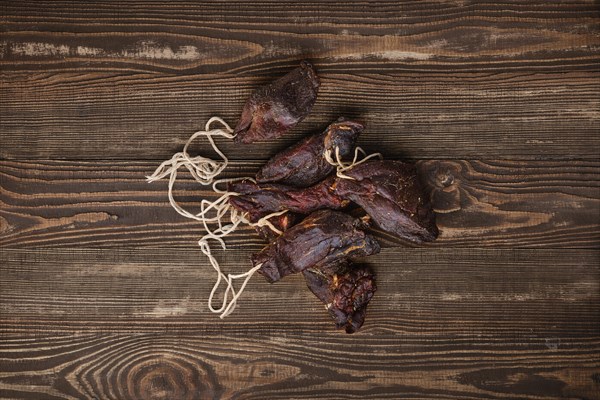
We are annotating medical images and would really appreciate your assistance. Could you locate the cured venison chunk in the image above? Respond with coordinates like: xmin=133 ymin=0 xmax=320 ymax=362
xmin=233 ymin=61 xmax=320 ymax=144
xmin=334 ymin=160 xmax=438 ymax=243
xmin=228 ymin=176 xmax=347 ymax=223
xmin=253 ymin=211 xmax=299 ymax=242
xmin=303 ymin=262 xmax=376 ymax=333
xmin=256 ymin=119 xmax=363 ymax=187
xmin=252 ymin=210 xmax=380 ymax=283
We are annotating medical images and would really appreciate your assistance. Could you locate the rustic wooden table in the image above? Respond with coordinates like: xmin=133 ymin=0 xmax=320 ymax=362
xmin=1 ymin=2 xmax=599 ymax=399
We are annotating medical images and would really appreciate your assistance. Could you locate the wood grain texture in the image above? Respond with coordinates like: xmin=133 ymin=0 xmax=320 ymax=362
xmin=2 ymin=1 xmax=599 ymax=74
xmin=1 ymin=159 xmax=598 ymax=249
xmin=0 ymin=333 xmax=598 ymax=400
xmin=2 ymin=247 xmax=598 ymax=334
xmin=1 ymin=0 xmax=599 ymax=160
xmin=2 ymin=1 xmax=600 ymax=399
xmin=1 ymin=248 xmax=599 ymax=399
xmin=1 ymin=71 xmax=599 ymax=160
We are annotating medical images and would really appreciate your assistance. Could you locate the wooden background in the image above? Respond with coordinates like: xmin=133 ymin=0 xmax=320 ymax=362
xmin=1 ymin=1 xmax=599 ymax=399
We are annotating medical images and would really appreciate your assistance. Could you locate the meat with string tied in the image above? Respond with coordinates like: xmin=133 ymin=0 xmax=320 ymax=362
xmin=256 ymin=118 xmax=363 ymax=187
xmin=252 ymin=210 xmax=380 ymax=283
xmin=333 ymin=160 xmax=438 ymax=244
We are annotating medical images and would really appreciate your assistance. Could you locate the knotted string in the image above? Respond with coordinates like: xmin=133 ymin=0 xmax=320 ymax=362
xmin=324 ymin=146 xmax=383 ymax=180
xmin=147 ymin=117 xmax=285 ymax=318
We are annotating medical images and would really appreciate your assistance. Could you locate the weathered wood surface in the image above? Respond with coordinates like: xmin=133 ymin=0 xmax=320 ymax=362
xmin=2 ymin=247 xmax=598 ymax=334
xmin=0 ymin=159 xmax=599 ymax=249
xmin=1 ymin=71 xmax=599 ymax=160
xmin=1 ymin=1 xmax=600 ymax=399
xmin=1 ymin=248 xmax=599 ymax=399
xmin=1 ymin=1 xmax=600 ymax=159
xmin=2 ymin=1 xmax=599 ymax=74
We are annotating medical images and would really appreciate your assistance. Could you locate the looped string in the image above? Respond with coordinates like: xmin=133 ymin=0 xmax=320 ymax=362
xmin=146 ymin=117 xmax=234 ymax=186
xmin=324 ymin=146 xmax=383 ymax=180
xmin=147 ymin=117 xmax=286 ymax=318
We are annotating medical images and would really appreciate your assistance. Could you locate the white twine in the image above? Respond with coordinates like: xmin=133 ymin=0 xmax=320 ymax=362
xmin=146 ymin=117 xmax=286 ymax=318
xmin=147 ymin=117 xmax=235 ymax=185
xmin=324 ymin=146 xmax=383 ymax=180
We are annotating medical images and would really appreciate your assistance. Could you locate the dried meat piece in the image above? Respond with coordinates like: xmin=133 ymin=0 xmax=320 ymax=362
xmin=228 ymin=176 xmax=347 ymax=223
xmin=253 ymin=211 xmax=299 ymax=242
xmin=334 ymin=160 xmax=438 ymax=243
xmin=234 ymin=61 xmax=320 ymax=144
xmin=252 ymin=210 xmax=380 ymax=283
xmin=303 ymin=262 xmax=376 ymax=334
xmin=256 ymin=118 xmax=363 ymax=187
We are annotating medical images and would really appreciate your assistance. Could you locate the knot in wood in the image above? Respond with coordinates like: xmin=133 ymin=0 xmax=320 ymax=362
xmin=119 ymin=352 xmax=220 ymax=400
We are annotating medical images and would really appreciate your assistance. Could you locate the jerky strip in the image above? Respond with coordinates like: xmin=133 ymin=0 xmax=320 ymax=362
xmin=252 ymin=210 xmax=380 ymax=283
xmin=228 ymin=176 xmax=347 ymax=223
xmin=303 ymin=262 xmax=376 ymax=334
xmin=253 ymin=211 xmax=299 ymax=243
xmin=234 ymin=61 xmax=320 ymax=144
xmin=334 ymin=160 xmax=438 ymax=243
xmin=256 ymin=118 xmax=363 ymax=187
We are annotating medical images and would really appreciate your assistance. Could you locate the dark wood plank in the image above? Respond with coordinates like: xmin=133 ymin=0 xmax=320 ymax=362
xmin=1 ymin=0 xmax=599 ymax=160
xmin=1 ymin=160 xmax=598 ymax=248
xmin=1 ymin=71 xmax=599 ymax=160
xmin=1 ymin=1 xmax=599 ymax=74
xmin=0 ymin=333 xmax=598 ymax=400
xmin=1 ymin=248 xmax=598 ymax=399
xmin=1 ymin=247 xmax=598 ymax=335
xmin=2 ymin=2 xmax=599 ymax=399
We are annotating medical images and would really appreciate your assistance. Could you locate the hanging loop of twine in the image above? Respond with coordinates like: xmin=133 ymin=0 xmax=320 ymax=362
xmin=147 ymin=117 xmax=286 ymax=318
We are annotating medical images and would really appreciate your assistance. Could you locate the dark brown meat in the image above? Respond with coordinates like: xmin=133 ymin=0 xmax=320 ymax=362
xmin=233 ymin=61 xmax=320 ymax=144
xmin=256 ymin=118 xmax=363 ymax=187
xmin=228 ymin=176 xmax=348 ymax=223
xmin=334 ymin=160 xmax=438 ymax=243
xmin=252 ymin=210 xmax=380 ymax=283
xmin=252 ymin=211 xmax=299 ymax=242
xmin=303 ymin=262 xmax=376 ymax=334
